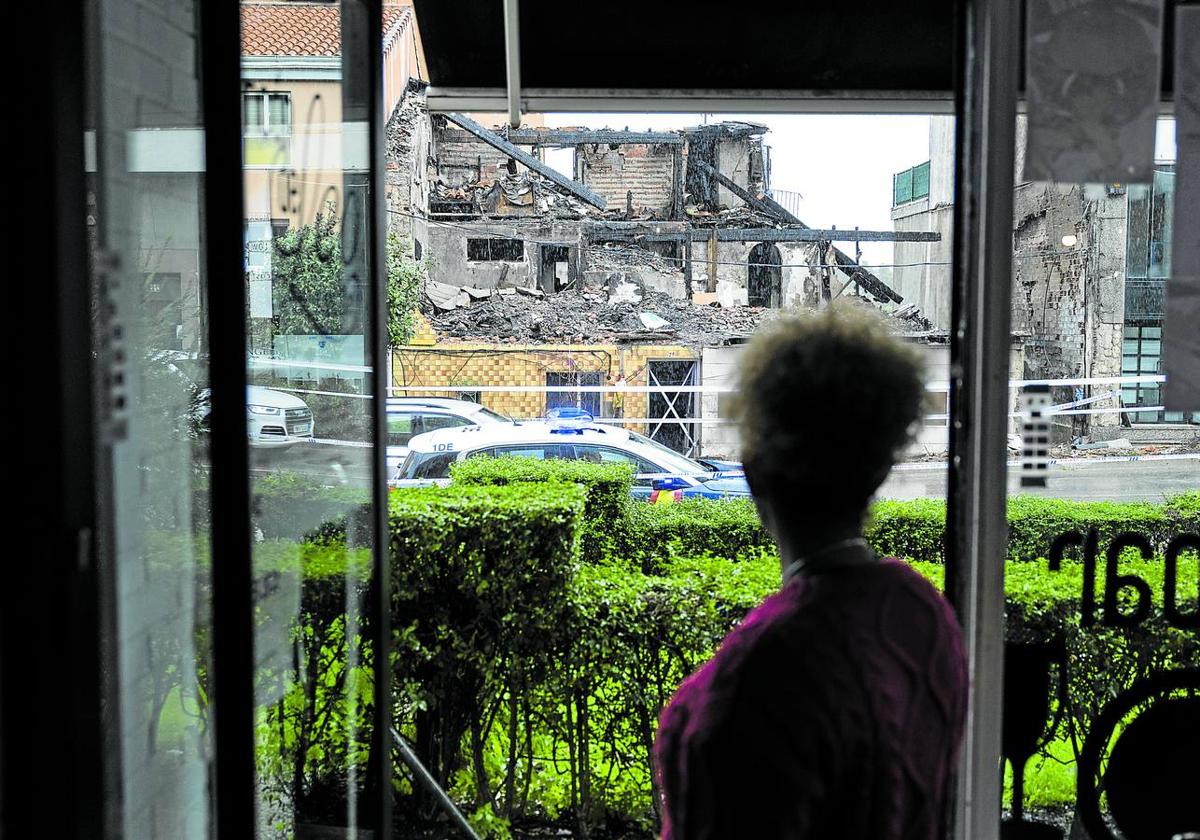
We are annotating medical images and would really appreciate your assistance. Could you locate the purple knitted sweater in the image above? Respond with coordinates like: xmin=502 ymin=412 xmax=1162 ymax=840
xmin=654 ymin=558 xmax=968 ymax=840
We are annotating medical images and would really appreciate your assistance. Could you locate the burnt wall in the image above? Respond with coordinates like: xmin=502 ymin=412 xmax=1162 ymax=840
xmin=578 ymin=143 xmax=676 ymax=215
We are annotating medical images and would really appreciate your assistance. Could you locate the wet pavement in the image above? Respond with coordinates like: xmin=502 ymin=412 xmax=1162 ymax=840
xmin=878 ymin=457 xmax=1198 ymax=502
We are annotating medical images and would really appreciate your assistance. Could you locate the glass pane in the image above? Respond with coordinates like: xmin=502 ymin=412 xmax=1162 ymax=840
xmin=1125 ymin=183 xmax=1150 ymax=278
xmin=87 ymin=0 xmax=212 ymax=835
xmin=1004 ymin=114 xmax=1197 ymax=837
xmin=390 ymin=101 xmax=958 ymax=836
xmin=242 ymin=2 xmax=382 ymax=836
xmin=1148 ymin=167 xmax=1174 ymax=278
xmin=244 ymin=92 xmax=264 ymax=134
xmin=267 ymin=93 xmax=290 ymax=135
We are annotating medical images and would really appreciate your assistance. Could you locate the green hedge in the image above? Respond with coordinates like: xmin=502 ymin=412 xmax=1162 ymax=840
xmin=624 ymin=498 xmax=770 ymax=570
xmin=386 ymin=483 xmax=587 ymax=792
xmin=626 ymin=493 xmax=1200 ymax=565
xmin=450 ymin=456 xmax=634 ymax=564
xmin=257 ymin=480 xmax=1198 ymax=835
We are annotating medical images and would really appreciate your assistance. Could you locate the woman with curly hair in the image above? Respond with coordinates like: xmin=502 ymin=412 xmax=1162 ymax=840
xmin=654 ymin=304 xmax=968 ymax=840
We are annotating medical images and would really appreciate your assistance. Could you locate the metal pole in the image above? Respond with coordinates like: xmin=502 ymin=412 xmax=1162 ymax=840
xmin=391 ymin=728 xmax=483 ymax=840
xmin=503 ymin=0 xmax=521 ymax=128
xmin=945 ymin=0 xmax=1019 ymax=834
xmin=357 ymin=0 xmax=394 ymax=834
xmin=199 ymin=0 xmax=257 ymax=835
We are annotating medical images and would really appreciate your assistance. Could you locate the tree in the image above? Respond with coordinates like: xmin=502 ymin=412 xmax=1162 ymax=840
xmin=271 ymin=208 xmax=426 ymax=346
xmin=386 ymin=231 xmax=425 ymax=348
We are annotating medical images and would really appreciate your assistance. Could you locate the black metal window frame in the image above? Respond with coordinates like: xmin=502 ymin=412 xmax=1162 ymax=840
xmin=200 ymin=1 xmax=392 ymax=837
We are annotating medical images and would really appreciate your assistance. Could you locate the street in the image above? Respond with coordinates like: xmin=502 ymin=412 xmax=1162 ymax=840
xmin=879 ymin=457 xmax=1199 ymax=502
xmin=254 ymin=443 xmax=1198 ymax=503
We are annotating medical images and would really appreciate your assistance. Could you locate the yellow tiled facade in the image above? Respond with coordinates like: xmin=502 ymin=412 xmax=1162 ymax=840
xmin=392 ymin=341 xmax=699 ymax=431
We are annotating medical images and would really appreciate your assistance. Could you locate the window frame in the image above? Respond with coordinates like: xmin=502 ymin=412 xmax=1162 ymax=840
xmin=242 ymin=90 xmax=292 ymax=169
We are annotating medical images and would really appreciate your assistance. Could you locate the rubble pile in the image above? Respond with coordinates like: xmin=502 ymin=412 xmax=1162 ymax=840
xmin=425 ymin=287 xmax=770 ymax=345
xmin=586 ymin=243 xmax=684 ymax=275
xmin=888 ymin=302 xmax=937 ymax=334
xmin=685 ymin=204 xmax=780 ymax=228
xmin=432 ymin=172 xmax=608 ymax=220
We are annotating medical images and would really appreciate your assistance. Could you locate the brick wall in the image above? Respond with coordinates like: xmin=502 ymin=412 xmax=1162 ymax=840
xmin=393 ymin=341 xmax=698 ymax=431
xmin=579 ymin=143 xmax=676 ymax=214
xmin=433 ymin=125 xmax=554 ymax=188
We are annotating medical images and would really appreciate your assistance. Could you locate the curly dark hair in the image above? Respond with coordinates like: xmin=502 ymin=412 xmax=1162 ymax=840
xmin=731 ymin=303 xmax=925 ymax=525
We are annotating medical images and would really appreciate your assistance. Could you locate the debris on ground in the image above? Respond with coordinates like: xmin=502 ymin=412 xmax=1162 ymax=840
xmin=638 ymin=311 xmax=670 ymax=330
xmin=424 ymin=287 xmax=771 ymax=345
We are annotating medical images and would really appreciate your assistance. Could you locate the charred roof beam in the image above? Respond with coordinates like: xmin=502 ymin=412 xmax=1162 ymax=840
xmin=690 ymin=158 xmax=799 ymax=223
xmin=441 ymin=128 xmax=685 ymax=145
xmin=687 ymin=159 xmax=906 ymax=303
xmin=443 ymin=112 xmax=608 ymax=209
xmin=509 ymin=129 xmax=684 ymax=145
xmin=585 ymin=225 xmax=939 ymax=243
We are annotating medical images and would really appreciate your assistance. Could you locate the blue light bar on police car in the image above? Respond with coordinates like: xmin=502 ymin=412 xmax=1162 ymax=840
xmin=546 ymin=406 xmax=595 ymax=432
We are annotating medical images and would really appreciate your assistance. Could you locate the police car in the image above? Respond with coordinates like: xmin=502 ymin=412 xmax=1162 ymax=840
xmin=386 ymin=397 xmax=511 ymax=472
xmin=393 ymin=408 xmax=750 ymax=501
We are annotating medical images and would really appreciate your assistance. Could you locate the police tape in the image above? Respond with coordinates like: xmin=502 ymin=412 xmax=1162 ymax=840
xmin=305 ymin=437 xmax=372 ymax=448
xmin=891 ymin=452 xmax=1200 ymax=472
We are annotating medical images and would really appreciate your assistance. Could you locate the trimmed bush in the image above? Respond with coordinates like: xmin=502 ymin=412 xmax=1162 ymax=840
xmin=866 ymin=498 xmax=946 ymax=562
xmin=387 ymin=483 xmax=586 ymax=792
xmin=624 ymin=493 xmax=1200 ymax=565
xmin=450 ymin=456 xmax=634 ymax=564
xmin=624 ymin=498 xmax=769 ymax=569
xmin=251 ymin=471 xmax=370 ymax=541
xmin=263 ymin=481 xmax=1198 ymax=833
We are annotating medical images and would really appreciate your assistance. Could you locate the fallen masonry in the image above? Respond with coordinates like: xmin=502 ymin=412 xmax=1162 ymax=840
xmin=424 ymin=288 xmax=772 ymax=345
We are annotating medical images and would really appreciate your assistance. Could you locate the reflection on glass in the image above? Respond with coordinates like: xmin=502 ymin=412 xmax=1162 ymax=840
xmin=242 ymin=1 xmax=380 ymax=836
xmin=1002 ymin=114 xmax=1198 ymax=837
xmin=88 ymin=0 xmax=212 ymax=836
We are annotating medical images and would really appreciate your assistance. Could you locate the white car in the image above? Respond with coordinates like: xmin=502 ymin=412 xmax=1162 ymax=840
xmin=245 ymin=385 xmax=314 ymax=447
xmin=386 ymin=397 xmax=510 ymax=472
xmin=158 ymin=350 xmax=315 ymax=447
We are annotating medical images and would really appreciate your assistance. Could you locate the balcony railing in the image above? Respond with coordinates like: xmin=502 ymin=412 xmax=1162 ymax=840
xmin=893 ymin=160 xmax=931 ymax=206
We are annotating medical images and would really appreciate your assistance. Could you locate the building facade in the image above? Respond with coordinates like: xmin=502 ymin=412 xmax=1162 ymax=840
xmin=891 ymin=116 xmax=1194 ymax=438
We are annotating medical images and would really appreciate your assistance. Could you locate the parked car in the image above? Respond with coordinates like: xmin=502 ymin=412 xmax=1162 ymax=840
xmin=159 ymin=351 xmax=315 ymax=447
xmin=385 ymin=397 xmax=511 ymax=472
xmin=393 ymin=408 xmax=749 ymax=500
xmin=243 ymin=385 xmax=315 ymax=447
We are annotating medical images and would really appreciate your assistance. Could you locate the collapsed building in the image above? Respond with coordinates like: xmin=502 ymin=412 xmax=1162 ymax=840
xmin=892 ymin=116 xmax=1198 ymax=443
xmin=385 ymin=84 xmax=951 ymax=456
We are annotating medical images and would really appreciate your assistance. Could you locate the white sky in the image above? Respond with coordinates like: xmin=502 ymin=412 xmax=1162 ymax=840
xmin=542 ymin=113 xmax=1180 ymax=266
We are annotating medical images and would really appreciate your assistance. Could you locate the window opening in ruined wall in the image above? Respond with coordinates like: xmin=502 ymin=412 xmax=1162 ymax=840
xmin=747 ymin=242 xmax=783 ymax=308
xmin=467 ymin=237 xmax=524 ymax=261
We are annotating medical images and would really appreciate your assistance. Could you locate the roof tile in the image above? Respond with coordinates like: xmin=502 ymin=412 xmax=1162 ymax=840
xmin=241 ymin=2 xmax=406 ymax=57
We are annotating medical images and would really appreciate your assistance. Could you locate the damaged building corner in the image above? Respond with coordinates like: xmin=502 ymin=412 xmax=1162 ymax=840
xmin=383 ymin=87 xmax=944 ymax=456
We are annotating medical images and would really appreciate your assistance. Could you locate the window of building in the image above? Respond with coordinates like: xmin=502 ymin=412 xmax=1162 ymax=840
xmin=1126 ymin=166 xmax=1175 ymax=280
xmin=747 ymin=242 xmax=782 ymax=308
xmin=242 ymin=91 xmax=291 ymax=167
xmin=1124 ymin=166 xmax=1178 ymax=423
xmin=1120 ymin=326 xmax=1190 ymax=423
xmin=546 ymin=371 xmax=602 ymax=417
xmin=467 ymin=237 xmax=524 ymax=261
